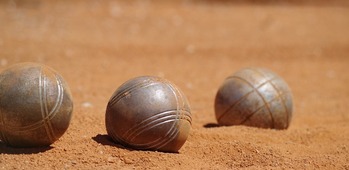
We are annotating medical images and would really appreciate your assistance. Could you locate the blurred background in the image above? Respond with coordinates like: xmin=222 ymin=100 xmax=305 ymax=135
xmin=1 ymin=0 xmax=348 ymax=127
xmin=1 ymin=0 xmax=349 ymax=128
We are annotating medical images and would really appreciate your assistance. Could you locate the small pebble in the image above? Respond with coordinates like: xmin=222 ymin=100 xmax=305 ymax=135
xmin=82 ymin=102 xmax=93 ymax=108
xmin=107 ymin=157 xmax=116 ymax=163
xmin=123 ymin=157 xmax=133 ymax=164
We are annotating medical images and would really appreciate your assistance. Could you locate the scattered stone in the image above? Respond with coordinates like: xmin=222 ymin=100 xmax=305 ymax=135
xmin=82 ymin=102 xmax=93 ymax=108
xmin=107 ymin=157 xmax=116 ymax=163
xmin=123 ymin=157 xmax=133 ymax=164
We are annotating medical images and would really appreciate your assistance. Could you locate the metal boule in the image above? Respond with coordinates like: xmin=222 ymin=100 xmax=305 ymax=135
xmin=215 ymin=67 xmax=293 ymax=129
xmin=0 ymin=63 xmax=73 ymax=147
xmin=106 ymin=76 xmax=192 ymax=152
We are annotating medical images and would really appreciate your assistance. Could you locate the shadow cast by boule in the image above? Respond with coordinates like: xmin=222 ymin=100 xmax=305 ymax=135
xmin=0 ymin=141 xmax=53 ymax=154
xmin=91 ymin=134 xmax=180 ymax=154
xmin=92 ymin=134 xmax=131 ymax=151
xmin=203 ymin=123 xmax=221 ymax=128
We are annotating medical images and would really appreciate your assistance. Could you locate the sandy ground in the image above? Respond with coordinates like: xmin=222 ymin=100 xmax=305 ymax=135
xmin=0 ymin=0 xmax=349 ymax=169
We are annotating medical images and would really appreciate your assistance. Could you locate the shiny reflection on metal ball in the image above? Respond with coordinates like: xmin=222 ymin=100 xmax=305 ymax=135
xmin=215 ymin=67 xmax=293 ymax=129
xmin=0 ymin=63 xmax=73 ymax=147
xmin=106 ymin=76 xmax=192 ymax=152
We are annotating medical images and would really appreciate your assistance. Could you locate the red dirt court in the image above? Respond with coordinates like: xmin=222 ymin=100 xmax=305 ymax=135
xmin=0 ymin=0 xmax=349 ymax=169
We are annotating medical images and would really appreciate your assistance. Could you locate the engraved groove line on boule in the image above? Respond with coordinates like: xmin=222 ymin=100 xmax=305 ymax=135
xmin=150 ymin=120 xmax=179 ymax=150
xmin=130 ymin=119 xmax=179 ymax=149
xmin=40 ymin=70 xmax=54 ymax=142
xmin=107 ymin=79 xmax=179 ymax=150
xmin=109 ymin=77 xmax=162 ymax=105
xmin=125 ymin=111 xmax=182 ymax=149
xmin=48 ymin=74 xmax=65 ymax=139
xmin=169 ymin=81 xmax=192 ymax=124
xmin=46 ymin=74 xmax=65 ymax=129
xmin=136 ymin=83 xmax=181 ymax=150
xmin=50 ymin=75 xmax=65 ymax=122
xmin=239 ymin=91 xmax=285 ymax=125
xmin=217 ymin=76 xmax=277 ymax=123
xmin=44 ymin=73 xmax=58 ymax=141
xmin=107 ymin=107 xmax=133 ymax=146
xmin=106 ymin=117 xmax=129 ymax=146
xmin=123 ymin=110 xmax=188 ymax=141
xmin=108 ymin=80 xmax=154 ymax=106
xmin=129 ymin=123 xmax=178 ymax=150
xmin=235 ymin=76 xmax=276 ymax=128
xmin=2 ymin=72 xmax=65 ymax=134
xmin=140 ymin=111 xmax=191 ymax=149
xmin=122 ymin=115 xmax=180 ymax=149
xmin=107 ymin=80 xmax=162 ymax=145
xmin=152 ymin=82 xmax=181 ymax=150
xmin=147 ymin=119 xmax=179 ymax=150
xmin=106 ymin=116 xmax=127 ymax=144
xmin=251 ymin=68 xmax=290 ymax=126
xmin=108 ymin=78 xmax=189 ymax=150
xmin=128 ymin=114 xmax=186 ymax=143
xmin=108 ymin=79 xmax=157 ymax=108
xmin=124 ymin=110 xmax=178 ymax=141
xmin=217 ymin=90 xmax=254 ymax=123
xmin=109 ymin=79 xmax=151 ymax=104
xmin=122 ymin=109 xmax=191 ymax=146
xmin=180 ymin=110 xmax=192 ymax=124
xmin=268 ymin=81 xmax=290 ymax=125
xmin=225 ymin=76 xmax=276 ymax=128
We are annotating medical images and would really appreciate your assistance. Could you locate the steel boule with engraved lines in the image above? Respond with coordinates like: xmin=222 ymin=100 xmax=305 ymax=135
xmin=215 ymin=67 xmax=293 ymax=129
xmin=105 ymin=76 xmax=192 ymax=152
xmin=0 ymin=63 xmax=73 ymax=147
